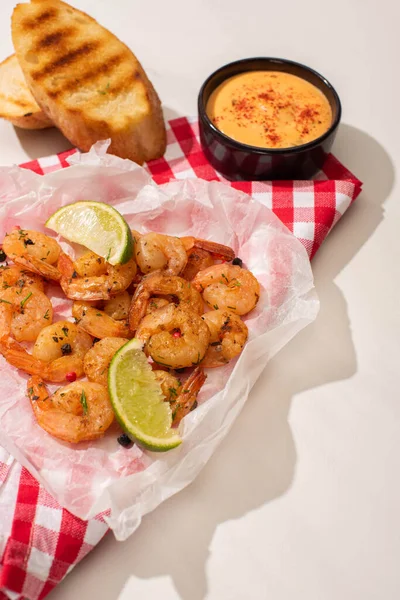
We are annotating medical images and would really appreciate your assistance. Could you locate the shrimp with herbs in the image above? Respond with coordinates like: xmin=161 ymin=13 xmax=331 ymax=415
xmin=84 ymin=337 xmax=129 ymax=387
xmin=0 ymin=287 xmax=53 ymax=342
xmin=72 ymin=302 xmax=131 ymax=339
xmin=153 ymin=367 xmax=206 ymax=425
xmin=0 ymin=321 xmax=92 ymax=382
xmin=129 ymin=272 xmax=204 ymax=332
xmin=2 ymin=229 xmax=61 ymax=281
xmin=58 ymin=252 xmax=137 ymax=301
xmin=200 ymin=310 xmax=248 ymax=367
xmin=134 ymin=232 xmax=188 ymax=276
xmin=192 ymin=264 xmax=260 ymax=315
xmin=27 ymin=376 xmax=114 ymax=443
xmin=136 ymin=304 xmax=210 ymax=369
xmin=0 ymin=264 xmax=44 ymax=293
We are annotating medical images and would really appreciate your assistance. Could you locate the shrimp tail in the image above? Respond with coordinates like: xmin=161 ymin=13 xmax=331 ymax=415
xmin=73 ymin=302 xmax=132 ymax=339
xmin=0 ymin=336 xmax=83 ymax=383
xmin=0 ymin=335 xmax=48 ymax=376
xmin=14 ymin=255 xmax=61 ymax=281
xmin=129 ymin=277 xmax=151 ymax=332
xmin=171 ymin=366 xmax=206 ymax=425
xmin=57 ymin=252 xmax=75 ymax=278
xmin=181 ymin=237 xmax=235 ymax=261
xmin=27 ymin=375 xmax=51 ymax=412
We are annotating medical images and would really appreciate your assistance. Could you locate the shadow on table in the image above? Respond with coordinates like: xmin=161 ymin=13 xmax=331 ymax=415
xmin=14 ymin=126 xmax=72 ymax=160
xmin=49 ymin=124 xmax=394 ymax=600
xmin=14 ymin=105 xmax=181 ymax=162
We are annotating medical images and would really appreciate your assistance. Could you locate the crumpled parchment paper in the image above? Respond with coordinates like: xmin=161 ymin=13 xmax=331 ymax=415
xmin=0 ymin=142 xmax=319 ymax=540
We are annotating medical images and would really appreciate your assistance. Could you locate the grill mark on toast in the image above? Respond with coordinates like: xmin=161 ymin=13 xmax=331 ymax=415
xmin=32 ymin=42 xmax=101 ymax=80
xmin=36 ymin=27 xmax=76 ymax=50
xmin=46 ymin=53 xmax=127 ymax=99
xmin=22 ymin=8 xmax=57 ymax=29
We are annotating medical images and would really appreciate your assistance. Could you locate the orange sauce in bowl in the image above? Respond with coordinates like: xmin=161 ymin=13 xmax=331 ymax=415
xmin=206 ymin=71 xmax=333 ymax=149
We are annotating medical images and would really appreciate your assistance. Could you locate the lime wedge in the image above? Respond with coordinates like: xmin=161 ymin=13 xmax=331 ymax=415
xmin=108 ymin=339 xmax=182 ymax=452
xmin=45 ymin=201 xmax=133 ymax=265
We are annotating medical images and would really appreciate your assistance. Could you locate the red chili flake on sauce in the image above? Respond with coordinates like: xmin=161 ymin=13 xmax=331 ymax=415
xmin=66 ymin=372 xmax=77 ymax=382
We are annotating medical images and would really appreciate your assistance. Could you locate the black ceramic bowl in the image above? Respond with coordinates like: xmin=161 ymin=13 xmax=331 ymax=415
xmin=198 ymin=57 xmax=341 ymax=180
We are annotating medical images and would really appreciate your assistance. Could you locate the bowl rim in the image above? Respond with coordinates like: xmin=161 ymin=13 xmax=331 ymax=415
xmin=198 ymin=56 xmax=342 ymax=155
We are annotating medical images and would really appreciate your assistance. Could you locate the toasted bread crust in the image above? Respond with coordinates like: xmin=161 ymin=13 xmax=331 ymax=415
xmin=0 ymin=54 xmax=53 ymax=129
xmin=12 ymin=0 xmax=166 ymax=163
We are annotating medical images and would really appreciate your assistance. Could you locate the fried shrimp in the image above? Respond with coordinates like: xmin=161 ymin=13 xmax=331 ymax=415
xmin=153 ymin=367 xmax=206 ymax=425
xmin=2 ymin=229 xmax=61 ymax=281
xmin=0 ymin=287 xmax=53 ymax=342
xmin=129 ymin=272 xmax=204 ymax=332
xmin=135 ymin=232 xmax=188 ymax=276
xmin=27 ymin=376 xmax=114 ymax=443
xmin=136 ymin=304 xmax=210 ymax=369
xmin=58 ymin=252 xmax=137 ymax=301
xmin=192 ymin=264 xmax=260 ymax=315
xmin=84 ymin=337 xmax=129 ymax=387
xmin=201 ymin=310 xmax=248 ymax=367
xmin=72 ymin=302 xmax=131 ymax=339
xmin=0 ymin=322 xmax=92 ymax=382
xmin=0 ymin=264 xmax=44 ymax=293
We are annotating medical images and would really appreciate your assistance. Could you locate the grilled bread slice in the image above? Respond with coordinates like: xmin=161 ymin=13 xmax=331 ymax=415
xmin=0 ymin=54 xmax=53 ymax=129
xmin=12 ymin=0 xmax=166 ymax=164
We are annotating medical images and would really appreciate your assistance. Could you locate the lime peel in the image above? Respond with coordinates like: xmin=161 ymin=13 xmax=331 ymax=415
xmin=108 ymin=338 xmax=182 ymax=452
xmin=45 ymin=200 xmax=133 ymax=265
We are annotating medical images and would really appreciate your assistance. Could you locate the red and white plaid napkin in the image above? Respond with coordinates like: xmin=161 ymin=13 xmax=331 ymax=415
xmin=0 ymin=117 xmax=362 ymax=600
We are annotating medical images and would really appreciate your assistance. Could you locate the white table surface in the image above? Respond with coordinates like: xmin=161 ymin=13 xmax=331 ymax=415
xmin=1 ymin=1 xmax=399 ymax=599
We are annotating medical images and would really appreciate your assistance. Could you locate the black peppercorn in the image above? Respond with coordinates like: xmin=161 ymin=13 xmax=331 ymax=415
xmin=117 ymin=433 xmax=133 ymax=448
xmin=232 ymin=257 xmax=243 ymax=267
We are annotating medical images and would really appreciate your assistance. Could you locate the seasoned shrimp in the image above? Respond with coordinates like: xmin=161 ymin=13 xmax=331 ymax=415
xmin=58 ymin=252 xmax=137 ymax=301
xmin=0 ymin=264 xmax=44 ymax=292
xmin=73 ymin=251 xmax=107 ymax=277
xmin=0 ymin=322 xmax=92 ymax=381
xmin=27 ymin=376 xmax=114 ymax=443
xmin=136 ymin=304 xmax=210 ymax=369
xmin=129 ymin=272 xmax=204 ymax=332
xmin=169 ymin=367 xmax=206 ymax=425
xmin=135 ymin=232 xmax=188 ymax=276
xmin=146 ymin=297 xmax=170 ymax=315
xmin=102 ymin=291 xmax=131 ymax=321
xmin=84 ymin=337 xmax=128 ymax=387
xmin=201 ymin=310 xmax=248 ymax=367
xmin=0 ymin=287 xmax=53 ymax=341
xmin=153 ymin=367 xmax=206 ymax=425
xmin=192 ymin=264 xmax=260 ymax=315
xmin=72 ymin=302 xmax=131 ymax=339
xmin=2 ymin=229 xmax=61 ymax=281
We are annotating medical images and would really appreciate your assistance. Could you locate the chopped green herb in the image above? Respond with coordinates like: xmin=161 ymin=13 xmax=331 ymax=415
xmin=105 ymin=247 xmax=112 ymax=262
xmin=43 ymin=309 xmax=50 ymax=320
xmin=96 ymin=313 xmax=102 ymax=317
xmin=231 ymin=280 xmax=241 ymax=287
xmin=168 ymin=387 xmax=178 ymax=398
xmin=221 ymin=273 xmax=228 ymax=283
xmin=20 ymin=291 xmax=32 ymax=310
xmin=227 ymin=305 xmax=236 ymax=310
xmin=213 ymin=304 xmax=219 ymax=310
xmin=62 ymin=326 xmax=69 ymax=336
xmin=0 ymin=298 xmax=12 ymax=305
xmin=98 ymin=81 xmax=111 ymax=95
xmin=80 ymin=389 xmax=88 ymax=415
xmin=27 ymin=387 xmax=33 ymax=395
